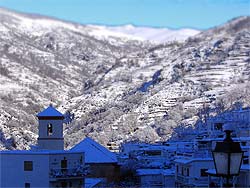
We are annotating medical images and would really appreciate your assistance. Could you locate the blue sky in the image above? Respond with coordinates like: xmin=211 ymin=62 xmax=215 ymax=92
xmin=0 ymin=0 xmax=249 ymax=29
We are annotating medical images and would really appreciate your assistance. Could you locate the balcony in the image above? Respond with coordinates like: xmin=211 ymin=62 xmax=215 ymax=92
xmin=49 ymin=166 xmax=87 ymax=181
xmin=176 ymin=175 xmax=189 ymax=184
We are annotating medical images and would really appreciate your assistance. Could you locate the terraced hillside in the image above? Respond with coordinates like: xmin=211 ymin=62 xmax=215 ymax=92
xmin=0 ymin=8 xmax=249 ymax=150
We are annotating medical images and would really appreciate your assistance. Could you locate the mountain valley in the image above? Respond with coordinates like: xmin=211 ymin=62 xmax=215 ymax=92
xmin=0 ymin=8 xmax=249 ymax=150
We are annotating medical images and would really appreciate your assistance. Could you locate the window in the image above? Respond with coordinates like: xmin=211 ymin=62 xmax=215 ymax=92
xmin=186 ymin=168 xmax=189 ymax=176
xmin=24 ymin=161 xmax=33 ymax=171
xmin=243 ymin=156 xmax=249 ymax=164
xmin=79 ymin=180 xmax=83 ymax=187
xmin=176 ymin=165 xmax=179 ymax=173
xmin=241 ymin=142 xmax=247 ymax=146
xmin=61 ymin=157 xmax=67 ymax=168
xmin=215 ymin=123 xmax=223 ymax=130
xmin=181 ymin=167 xmax=184 ymax=175
xmin=243 ymin=159 xmax=249 ymax=164
xmin=61 ymin=182 xmax=67 ymax=188
xmin=61 ymin=157 xmax=67 ymax=173
xmin=145 ymin=150 xmax=161 ymax=156
xmin=47 ymin=123 xmax=53 ymax=136
xmin=25 ymin=183 xmax=30 ymax=188
xmin=80 ymin=156 xmax=83 ymax=164
xmin=200 ymin=169 xmax=208 ymax=177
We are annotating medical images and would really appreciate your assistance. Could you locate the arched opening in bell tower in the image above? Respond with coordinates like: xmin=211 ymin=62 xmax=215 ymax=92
xmin=47 ymin=123 xmax=53 ymax=136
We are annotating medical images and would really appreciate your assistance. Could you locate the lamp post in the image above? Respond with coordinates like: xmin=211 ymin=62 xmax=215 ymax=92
xmin=212 ymin=129 xmax=243 ymax=187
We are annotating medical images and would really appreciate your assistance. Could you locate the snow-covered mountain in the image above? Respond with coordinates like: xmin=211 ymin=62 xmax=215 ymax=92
xmin=0 ymin=8 xmax=249 ymax=150
xmin=89 ymin=24 xmax=200 ymax=43
xmin=0 ymin=8 xmax=198 ymax=43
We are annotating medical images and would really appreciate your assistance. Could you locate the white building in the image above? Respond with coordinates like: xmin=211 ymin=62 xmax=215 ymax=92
xmin=71 ymin=137 xmax=120 ymax=183
xmin=136 ymin=168 xmax=175 ymax=188
xmin=0 ymin=150 xmax=85 ymax=188
xmin=0 ymin=105 xmax=86 ymax=188
xmin=174 ymin=157 xmax=214 ymax=187
xmin=175 ymin=107 xmax=250 ymax=188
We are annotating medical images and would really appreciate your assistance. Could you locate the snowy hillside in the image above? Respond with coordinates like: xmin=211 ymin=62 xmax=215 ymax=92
xmin=0 ymin=8 xmax=249 ymax=150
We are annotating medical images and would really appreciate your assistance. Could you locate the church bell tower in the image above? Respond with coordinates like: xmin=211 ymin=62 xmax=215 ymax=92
xmin=37 ymin=105 xmax=64 ymax=150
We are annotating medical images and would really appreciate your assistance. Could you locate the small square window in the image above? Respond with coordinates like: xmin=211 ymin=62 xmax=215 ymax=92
xmin=25 ymin=183 xmax=30 ymax=188
xmin=200 ymin=169 xmax=208 ymax=177
xmin=243 ymin=159 xmax=248 ymax=164
xmin=241 ymin=142 xmax=246 ymax=146
xmin=61 ymin=182 xmax=67 ymax=187
xmin=215 ymin=123 xmax=223 ymax=130
xmin=24 ymin=161 xmax=33 ymax=171
xmin=243 ymin=156 xmax=249 ymax=164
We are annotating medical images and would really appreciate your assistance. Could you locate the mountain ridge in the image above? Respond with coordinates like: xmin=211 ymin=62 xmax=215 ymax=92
xmin=0 ymin=8 xmax=249 ymax=150
xmin=0 ymin=7 xmax=199 ymax=43
xmin=91 ymin=24 xmax=200 ymax=43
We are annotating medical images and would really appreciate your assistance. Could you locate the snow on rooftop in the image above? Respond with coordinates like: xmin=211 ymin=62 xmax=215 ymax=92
xmin=174 ymin=157 xmax=213 ymax=164
xmin=162 ymin=169 xmax=175 ymax=176
xmin=136 ymin=168 xmax=174 ymax=176
xmin=70 ymin=137 xmax=117 ymax=163
xmin=85 ymin=178 xmax=102 ymax=188
xmin=37 ymin=105 xmax=64 ymax=117
xmin=241 ymin=164 xmax=250 ymax=171
xmin=136 ymin=169 xmax=162 ymax=175
xmin=206 ymin=169 xmax=217 ymax=175
xmin=0 ymin=150 xmax=82 ymax=155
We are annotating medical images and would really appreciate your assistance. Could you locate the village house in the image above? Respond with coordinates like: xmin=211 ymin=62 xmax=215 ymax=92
xmin=174 ymin=157 xmax=214 ymax=187
xmin=136 ymin=168 xmax=175 ymax=188
xmin=0 ymin=105 xmax=86 ymax=188
xmin=71 ymin=137 xmax=120 ymax=184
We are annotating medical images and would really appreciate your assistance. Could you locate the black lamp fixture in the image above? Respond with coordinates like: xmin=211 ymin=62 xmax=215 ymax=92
xmin=212 ymin=129 xmax=243 ymax=187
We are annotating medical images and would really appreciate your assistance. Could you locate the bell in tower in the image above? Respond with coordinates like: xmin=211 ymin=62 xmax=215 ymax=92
xmin=37 ymin=105 xmax=65 ymax=150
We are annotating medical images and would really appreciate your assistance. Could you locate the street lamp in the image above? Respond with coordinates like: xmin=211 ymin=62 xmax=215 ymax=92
xmin=212 ymin=129 xmax=243 ymax=187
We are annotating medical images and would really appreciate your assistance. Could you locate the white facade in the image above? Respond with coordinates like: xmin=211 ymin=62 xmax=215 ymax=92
xmin=0 ymin=150 xmax=85 ymax=188
xmin=137 ymin=169 xmax=162 ymax=188
xmin=1 ymin=151 xmax=50 ymax=188
xmin=162 ymin=172 xmax=175 ymax=188
xmin=238 ymin=165 xmax=250 ymax=188
xmin=136 ymin=169 xmax=175 ymax=188
xmin=174 ymin=158 xmax=214 ymax=187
